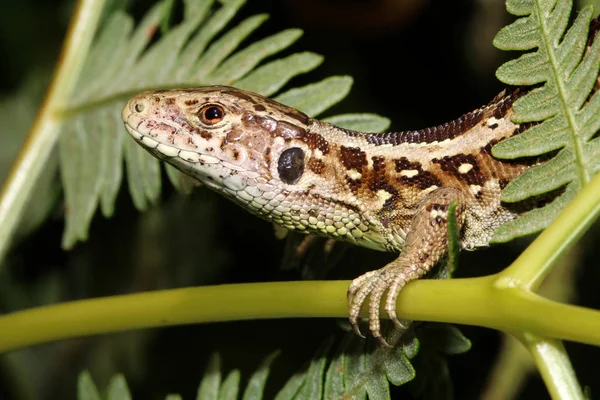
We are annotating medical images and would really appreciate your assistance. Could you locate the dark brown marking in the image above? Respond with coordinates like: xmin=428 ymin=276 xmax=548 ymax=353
xmin=394 ymin=157 xmax=421 ymax=173
xmin=308 ymin=158 xmax=325 ymax=174
xmin=426 ymin=203 xmax=449 ymax=212
xmin=340 ymin=146 xmax=368 ymax=171
xmin=254 ymin=104 xmax=266 ymax=112
xmin=394 ymin=157 xmax=443 ymax=190
xmin=184 ymin=99 xmax=199 ymax=106
xmin=433 ymin=154 xmax=485 ymax=186
xmin=368 ymin=156 xmax=401 ymax=211
xmin=345 ymin=176 xmax=362 ymax=194
xmin=302 ymin=131 xmax=330 ymax=154
xmin=369 ymin=156 xmax=388 ymax=191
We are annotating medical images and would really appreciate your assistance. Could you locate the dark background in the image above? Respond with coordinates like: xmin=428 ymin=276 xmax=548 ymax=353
xmin=1 ymin=0 xmax=599 ymax=399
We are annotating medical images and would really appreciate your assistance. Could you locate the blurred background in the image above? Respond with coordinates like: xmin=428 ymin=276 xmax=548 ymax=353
xmin=1 ymin=0 xmax=600 ymax=398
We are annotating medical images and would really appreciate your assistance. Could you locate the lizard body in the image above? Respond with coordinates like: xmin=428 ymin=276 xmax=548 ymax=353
xmin=122 ymin=86 xmax=536 ymax=345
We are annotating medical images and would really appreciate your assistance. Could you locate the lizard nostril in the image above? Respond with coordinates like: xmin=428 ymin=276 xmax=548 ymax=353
xmin=134 ymin=102 xmax=145 ymax=113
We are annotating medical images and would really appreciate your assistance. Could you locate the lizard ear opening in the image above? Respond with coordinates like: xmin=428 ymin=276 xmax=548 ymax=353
xmin=277 ymin=147 xmax=305 ymax=185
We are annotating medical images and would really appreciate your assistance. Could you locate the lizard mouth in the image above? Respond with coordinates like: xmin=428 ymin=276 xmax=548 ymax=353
xmin=121 ymin=107 xmax=222 ymax=165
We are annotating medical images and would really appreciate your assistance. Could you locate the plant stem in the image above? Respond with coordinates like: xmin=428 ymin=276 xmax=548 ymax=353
xmin=0 ymin=0 xmax=106 ymax=267
xmin=517 ymin=335 xmax=584 ymax=400
xmin=497 ymin=171 xmax=600 ymax=290
xmin=1 ymin=277 xmax=600 ymax=354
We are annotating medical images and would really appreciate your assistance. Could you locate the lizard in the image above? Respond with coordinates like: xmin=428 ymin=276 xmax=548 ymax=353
xmin=121 ymin=85 xmax=537 ymax=346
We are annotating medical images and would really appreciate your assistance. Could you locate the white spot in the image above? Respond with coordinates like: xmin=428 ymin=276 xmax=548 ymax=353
xmin=347 ymin=169 xmax=362 ymax=180
xmin=458 ymin=163 xmax=473 ymax=174
xmin=157 ymin=143 xmax=179 ymax=157
xmin=469 ymin=184 xmax=482 ymax=196
xmin=179 ymin=150 xmax=200 ymax=162
xmin=429 ymin=208 xmax=447 ymax=219
xmin=314 ymin=149 xmax=323 ymax=159
xmin=400 ymin=169 xmax=419 ymax=178
xmin=487 ymin=117 xmax=501 ymax=126
xmin=376 ymin=190 xmax=392 ymax=202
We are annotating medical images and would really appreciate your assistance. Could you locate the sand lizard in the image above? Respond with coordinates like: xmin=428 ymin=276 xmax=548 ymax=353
xmin=121 ymin=86 xmax=537 ymax=346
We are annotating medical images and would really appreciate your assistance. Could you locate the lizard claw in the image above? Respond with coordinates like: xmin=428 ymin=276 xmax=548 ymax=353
xmin=347 ymin=270 xmax=377 ymax=338
xmin=347 ymin=263 xmax=416 ymax=345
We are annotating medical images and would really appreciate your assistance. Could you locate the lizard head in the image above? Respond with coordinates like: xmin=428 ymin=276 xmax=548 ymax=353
xmin=122 ymin=86 xmax=382 ymax=247
xmin=122 ymin=86 xmax=314 ymax=193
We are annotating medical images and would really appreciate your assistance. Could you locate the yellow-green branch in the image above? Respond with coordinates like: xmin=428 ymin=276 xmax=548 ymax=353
xmin=1 ymin=276 xmax=599 ymax=354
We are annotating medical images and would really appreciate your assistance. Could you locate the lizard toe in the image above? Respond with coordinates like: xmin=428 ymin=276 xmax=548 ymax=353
xmin=347 ymin=270 xmax=379 ymax=337
xmin=368 ymin=280 xmax=391 ymax=347
xmin=385 ymin=277 xmax=410 ymax=329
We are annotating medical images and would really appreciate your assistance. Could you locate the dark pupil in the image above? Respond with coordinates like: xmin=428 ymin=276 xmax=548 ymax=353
xmin=204 ymin=106 xmax=223 ymax=121
xmin=277 ymin=148 xmax=305 ymax=185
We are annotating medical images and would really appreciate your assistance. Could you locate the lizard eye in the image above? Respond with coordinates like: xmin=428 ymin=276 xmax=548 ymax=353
xmin=278 ymin=147 xmax=305 ymax=185
xmin=198 ymin=104 xmax=225 ymax=125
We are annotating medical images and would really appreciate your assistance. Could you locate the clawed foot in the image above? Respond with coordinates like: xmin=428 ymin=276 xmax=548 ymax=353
xmin=347 ymin=262 xmax=422 ymax=347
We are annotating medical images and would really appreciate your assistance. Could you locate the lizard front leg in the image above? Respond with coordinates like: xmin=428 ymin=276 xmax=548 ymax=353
xmin=347 ymin=187 xmax=467 ymax=346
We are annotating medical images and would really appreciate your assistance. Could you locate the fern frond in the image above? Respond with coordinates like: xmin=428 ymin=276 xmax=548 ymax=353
xmin=73 ymin=326 xmax=469 ymax=400
xmin=490 ymin=0 xmax=600 ymax=242
xmin=58 ymin=0 xmax=389 ymax=248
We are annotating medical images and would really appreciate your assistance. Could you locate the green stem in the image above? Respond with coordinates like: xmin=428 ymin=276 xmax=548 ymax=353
xmin=0 ymin=0 xmax=106 ymax=267
xmin=497 ymin=169 xmax=600 ymax=290
xmin=1 ymin=277 xmax=600 ymax=354
xmin=517 ymin=335 xmax=584 ymax=400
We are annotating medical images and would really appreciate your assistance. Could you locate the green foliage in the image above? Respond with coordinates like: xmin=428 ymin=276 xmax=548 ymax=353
xmin=58 ymin=0 xmax=389 ymax=249
xmin=75 ymin=327 xmax=470 ymax=400
xmin=491 ymin=0 xmax=600 ymax=242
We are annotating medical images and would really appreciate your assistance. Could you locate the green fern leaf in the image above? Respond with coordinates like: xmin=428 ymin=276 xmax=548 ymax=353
xmin=59 ymin=0 xmax=389 ymax=248
xmin=106 ymin=374 xmax=132 ymax=400
xmin=296 ymin=338 xmax=333 ymax=400
xmin=490 ymin=0 xmax=600 ymax=242
xmin=241 ymin=351 xmax=280 ymax=400
xmin=273 ymin=367 xmax=307 ymax=400
xmin=218 ymin=369 xmax=241 ymax=400
xmin=77 ymin=371 xmax=102 ymax=400
xmin=197 ymin=352 xmax=222 ymax=400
